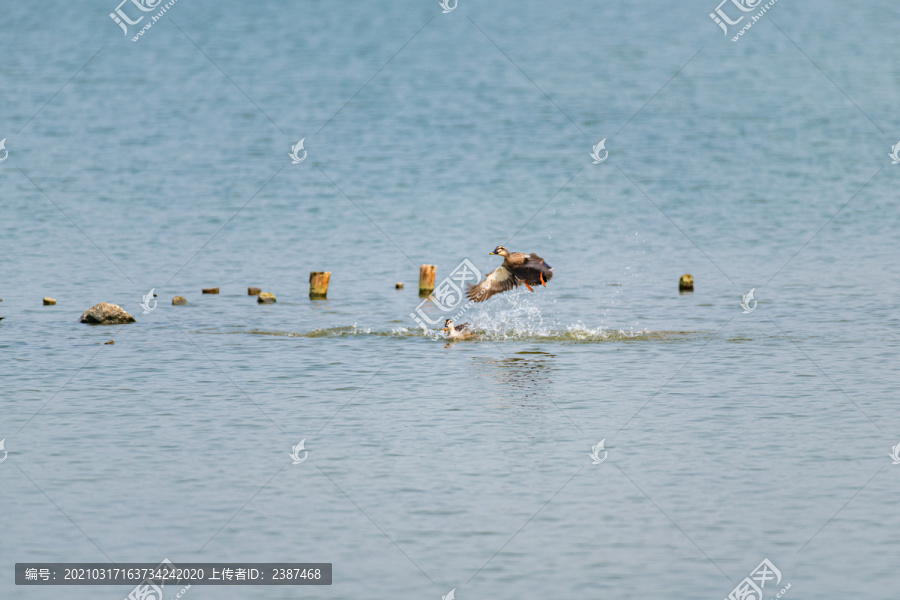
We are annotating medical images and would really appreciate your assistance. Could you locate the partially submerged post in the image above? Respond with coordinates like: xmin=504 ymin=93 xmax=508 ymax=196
xmin=419 ymin=265 xmax=436 ymax=297
xmin=309 ymin=272 xmax=331 ymax=299
xmin=679 ymin=274 xmax=694 ymax=292
xmin=247 ymin=287 xmax=261 ymax=296
xmin=202 ymin=287 xmax=219 ymax=294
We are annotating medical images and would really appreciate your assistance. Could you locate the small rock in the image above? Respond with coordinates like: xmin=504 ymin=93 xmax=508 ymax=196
xmin=43 ymin=297 xmax=57 ymax=305
xmin=202 ymin=287 xmax=219 ymax=294
xmin=172 ymin=296 xmax=187 ymax=305
xmin=257 ymin=292 xmax=276 ymax=304
xmin=395 ymin=282 xmax=404 ymax=289
xmin=247 ymin=287 xmax=261 ymax=296
xmin=679 ymin=274 xmax=694 ymax=292
xmin=104 ymin=339 xmax=115 ymax=345
xmin=79 ymin=303 xmax=136 ymax=325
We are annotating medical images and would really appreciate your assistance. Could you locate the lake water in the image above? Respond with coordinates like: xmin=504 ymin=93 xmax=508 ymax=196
xmin=1 ymin=0 xmax=899 ymax=598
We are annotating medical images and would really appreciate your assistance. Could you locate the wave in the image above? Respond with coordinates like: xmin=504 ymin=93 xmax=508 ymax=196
xmin=236 ymin=294 xmax=699 ymax=343
xmin=241 ymin=324 xmax=697 ymax=343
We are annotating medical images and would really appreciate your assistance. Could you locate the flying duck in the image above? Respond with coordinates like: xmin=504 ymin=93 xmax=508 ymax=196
xmin=466 ymin=246 xmax=553 ymax=302
xmin=443 ymin=318 xmax=474 ymax=340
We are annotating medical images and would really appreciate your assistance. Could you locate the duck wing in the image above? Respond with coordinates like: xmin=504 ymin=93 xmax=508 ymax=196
xmin=455 ymin=322 xmax=469 ymax=331
xmin=466 ymin=265 xmax=520 ymax=302
xmin=511 ymin=253 xmax=554 ymax=285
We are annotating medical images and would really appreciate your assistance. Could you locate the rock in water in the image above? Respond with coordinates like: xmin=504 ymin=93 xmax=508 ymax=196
xmin=257 ymin=292 xmax=276 ymax=304
xmin=172 ymin=296 xmax=187 ymax=305
xmin=79 ymin=303 xmax=136 ymax=325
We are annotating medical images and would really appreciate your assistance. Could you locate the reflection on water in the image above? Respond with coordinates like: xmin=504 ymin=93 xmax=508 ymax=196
xmin=472 ymin=351 xmax=556 ymax=404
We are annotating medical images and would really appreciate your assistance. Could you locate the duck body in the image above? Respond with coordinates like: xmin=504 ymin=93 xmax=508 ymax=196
xmin=443 ymin=319 xmax=474 ymax=340
xmin=467 ymin=246 xmax=553 ymax=302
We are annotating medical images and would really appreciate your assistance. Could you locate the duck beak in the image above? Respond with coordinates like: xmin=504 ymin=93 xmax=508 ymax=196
xmin=443 ymin=328 xmax=448 ymax=332
xmin=489 ymin=251 xmax=496 ymax=255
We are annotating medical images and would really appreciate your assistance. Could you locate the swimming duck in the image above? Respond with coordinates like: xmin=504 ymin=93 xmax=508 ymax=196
xmin=443 ymin=319 xmax=474 ymax=340
xmin=466 ymin=246 xmax=553 ymax=302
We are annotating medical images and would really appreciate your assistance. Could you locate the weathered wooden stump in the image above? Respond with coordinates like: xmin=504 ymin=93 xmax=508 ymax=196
xmin=679 ymin=274 xmax=694 ymax=292
xmin=247 ymin=287 xmax=261 ymax=296
xmin=257 ymin=292 xmax=276 ymax=304
xmin=419 ymin=265 xmax=436 ymax=297
xmin=395 ymin=282 xmax=404 ymax=289
xmin=43 ymin=297 xmax=56 ymax=305
xmin=172 ymin=296 xmax=187 ymax=305
xmin=309 ymin=272 xmax=331 ymax=299
xmin=202 ymin=287 xmax=219 ymax=294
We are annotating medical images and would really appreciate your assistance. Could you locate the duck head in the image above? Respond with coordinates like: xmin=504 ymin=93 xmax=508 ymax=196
xmin=490 ymin=245 xmax=510 ymax=257
xmin=443 ymin=318 xmax=453 ymax=333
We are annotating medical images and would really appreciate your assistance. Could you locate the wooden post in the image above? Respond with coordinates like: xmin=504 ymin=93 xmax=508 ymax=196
xmin=309 ymin=272 xmax=331 ymax=299
xmin=247 ymin=287 xmax=261 ymax=296
xmin=679 ymin=274 xmax=694 ymax=292
xmin=419 ymin=265 xmax=436 ymax=297
xmin=202 ymin=287 xmax=219 ymax=294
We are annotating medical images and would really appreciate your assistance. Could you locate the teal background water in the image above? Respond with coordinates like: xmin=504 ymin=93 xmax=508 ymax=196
xmin=1 ymin=0 xmax=899 ymax=598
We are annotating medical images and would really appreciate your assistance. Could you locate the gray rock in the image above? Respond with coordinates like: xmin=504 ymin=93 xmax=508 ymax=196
xmin=79 ymin=303 xmax=136 ymax=325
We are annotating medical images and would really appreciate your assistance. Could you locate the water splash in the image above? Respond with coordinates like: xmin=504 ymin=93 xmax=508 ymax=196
xmin=235 ymin=292 xmax=697 ymax=343
xmin=241 ymin=324 xmax=695 ymax=344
